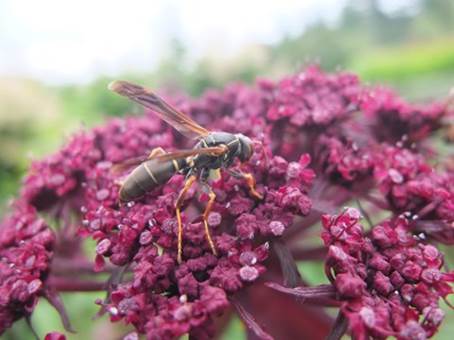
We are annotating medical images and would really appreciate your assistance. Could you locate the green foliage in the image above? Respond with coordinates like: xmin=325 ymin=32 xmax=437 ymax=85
xmin=270 ymin=23 xmax=351 ymax=71
xmin=58 ymin=77 xmax=135 ymax=121
xmin=352 ymin=40 xmax=454 ymax=82
xmin=221 ymin=316 xmax=246 ymax=340
xmin=2 ymin=292 xmax=123 ymax=340
xmin=297 ymin=260 xmax=326 ymax=286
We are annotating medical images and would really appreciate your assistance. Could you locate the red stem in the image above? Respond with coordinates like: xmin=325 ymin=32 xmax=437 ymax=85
xmin=51 ymin=257 xmax=117 ymax=275
xmin=47 ymin=276 xmax=106 ymax=292
xmin=291 ymin=246 xmax=327 ymax=261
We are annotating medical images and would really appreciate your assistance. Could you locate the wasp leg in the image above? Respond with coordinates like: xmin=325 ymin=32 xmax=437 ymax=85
xmin=148 ymin=147 xmax=166 ymax=159
xmin=227 ymin=169 xmax=263 ymax=200
xmin=201 ymin=184 xmax=218 ymax=257
xmin=175 ymin=175 xmax=197 ymax=263
xmin=242 ymin=173 xmax=263 ymax=200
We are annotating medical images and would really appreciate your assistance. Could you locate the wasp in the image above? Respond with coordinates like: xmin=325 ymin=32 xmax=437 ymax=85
xmin=108 ymin=81 xmax=262 ymax=263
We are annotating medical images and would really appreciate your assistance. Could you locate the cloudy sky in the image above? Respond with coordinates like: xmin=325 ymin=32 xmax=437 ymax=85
xmin=0 ymin=0 xmax=414 ymax=84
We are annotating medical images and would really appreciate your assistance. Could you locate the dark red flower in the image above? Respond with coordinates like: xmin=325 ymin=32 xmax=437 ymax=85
xmin=0 ymin=66 xmax=452 ymax=339
xmin=360 ymin=87 xmax=447 ymax=143
xmin=0 ymin=202 xmax=55 ymax=334
xmin=267 ymin=65 xmax=360 ymax=127
xmin=79 ymin=116 xmax=311 ymax=336
xmin=373 ymin=146 xmax=454 ymax=243
xmin=322 ymin=208 xmax=453 ymax=339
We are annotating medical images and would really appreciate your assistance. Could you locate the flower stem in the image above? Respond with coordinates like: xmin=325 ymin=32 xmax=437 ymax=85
xmin=48 ymin=276 xmax=105 ymax=292
xmin=51 ymin=258 xmax=116 ymax=275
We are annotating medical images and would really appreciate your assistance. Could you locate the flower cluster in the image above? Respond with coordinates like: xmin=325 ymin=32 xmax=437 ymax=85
xmin=4 ymin=87 xmax=315 ymax=338
xmin=0 ymin=66 xmax=452 ymax=339
xmin=360 ymin=87 xmax=446 ymax=143
xmin=267 ymin=65 xmax=360 ymax=127
xmin=369 ymin=144 xmax=453 ymax=247
xmin=315 ymin=135 xmax=374 ymax=183
xmin=0 ymin=203 xmax=55 ymax=333
xmin=81 ymin=122 xmax=314 ymax=338
xmin=321 ymin=208 xmax=454 ymax=339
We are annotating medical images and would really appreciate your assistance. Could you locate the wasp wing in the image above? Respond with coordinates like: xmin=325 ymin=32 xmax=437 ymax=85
xmin=150 ymin=146 xmax=228 ymax=163
xmin=111 ymin=156 xmax=148 ymax=174
xmin=109 ymin=80 xmax=210 ymax=139
xmin=112 ymin=146 xmax=226 ymax=174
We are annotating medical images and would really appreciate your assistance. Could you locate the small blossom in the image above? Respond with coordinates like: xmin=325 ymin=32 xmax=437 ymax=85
xmin=373 ymin=146 xmax=454 ymax=242
xmin=0 ymin=202 xmax=55 ymax=334
xmin=322 ymin=210 xmax=454 ymax=339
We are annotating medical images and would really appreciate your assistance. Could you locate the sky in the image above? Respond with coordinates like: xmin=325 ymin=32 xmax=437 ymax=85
xmin=0 ymin=0 xmax=415 ymax=84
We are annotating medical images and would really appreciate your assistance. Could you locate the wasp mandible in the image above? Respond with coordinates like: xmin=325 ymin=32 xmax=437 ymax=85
xmin=108 ymin=81 xmax=262 ymax=263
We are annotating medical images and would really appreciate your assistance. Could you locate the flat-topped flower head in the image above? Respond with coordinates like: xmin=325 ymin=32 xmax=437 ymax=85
xmin=0 ymin=66 xmax=452 ymax=339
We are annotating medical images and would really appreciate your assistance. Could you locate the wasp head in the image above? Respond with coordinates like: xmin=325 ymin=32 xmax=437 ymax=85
xmin=236 ymin=134 xmax=254 ymax=162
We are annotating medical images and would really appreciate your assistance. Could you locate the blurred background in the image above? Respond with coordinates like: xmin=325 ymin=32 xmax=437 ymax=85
xmin=1 ymin=0 xmax=453 ymax=338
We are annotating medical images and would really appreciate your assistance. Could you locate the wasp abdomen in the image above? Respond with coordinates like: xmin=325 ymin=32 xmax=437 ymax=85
xmin=119 ymin=158 xmax=186 ymax=202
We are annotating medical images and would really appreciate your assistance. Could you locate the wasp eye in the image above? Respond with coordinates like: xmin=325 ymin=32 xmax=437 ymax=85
xmin=245 ymin=143 xmax=253 ymax=160
xmin=238 ymin=135 xmax=253 ymax=162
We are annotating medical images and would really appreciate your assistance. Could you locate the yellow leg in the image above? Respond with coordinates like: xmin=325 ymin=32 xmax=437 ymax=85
xmin=175 ymin=175 xmax=197 ymax=263
xmin=148 ymin=147 xmax=166 ymax=159
xmin=242 ymin=172 xmax=263 ymax=200
xmin=227 ymin=169 xmax=263 ymax=200
xmin=202 ymin=186 xmax=218 ymax=257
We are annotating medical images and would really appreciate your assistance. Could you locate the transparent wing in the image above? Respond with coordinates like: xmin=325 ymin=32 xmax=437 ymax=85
xmin=112 ymin=146 xmax=227 ymax=174
xmin=111 ymin=156 xmax=147 ymax=174
xmin=109 ymin=80 xmax=210 ymax=139
xmin=150 ymin=146 xmax=228 ymax=163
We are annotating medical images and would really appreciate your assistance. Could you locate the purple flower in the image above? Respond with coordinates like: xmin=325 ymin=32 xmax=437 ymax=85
xmin=321 ymin=209 xmax=453 ymax=339
xmin=0 ymin=202 xmax=55 ymax=333
xmin=360 ymin=87 xmax=447 ymax=143
xmin=0 ymin=66 xmax=452 ymax=339
xmin=373 ymin=146 xmax=454 ymax=243
xmin=267 ymin=65 xmax=360 ymax=127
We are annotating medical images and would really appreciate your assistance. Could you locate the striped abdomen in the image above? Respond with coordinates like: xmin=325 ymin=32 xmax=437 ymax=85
xmin=119 ymin=158 xmax=186 ymax=202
